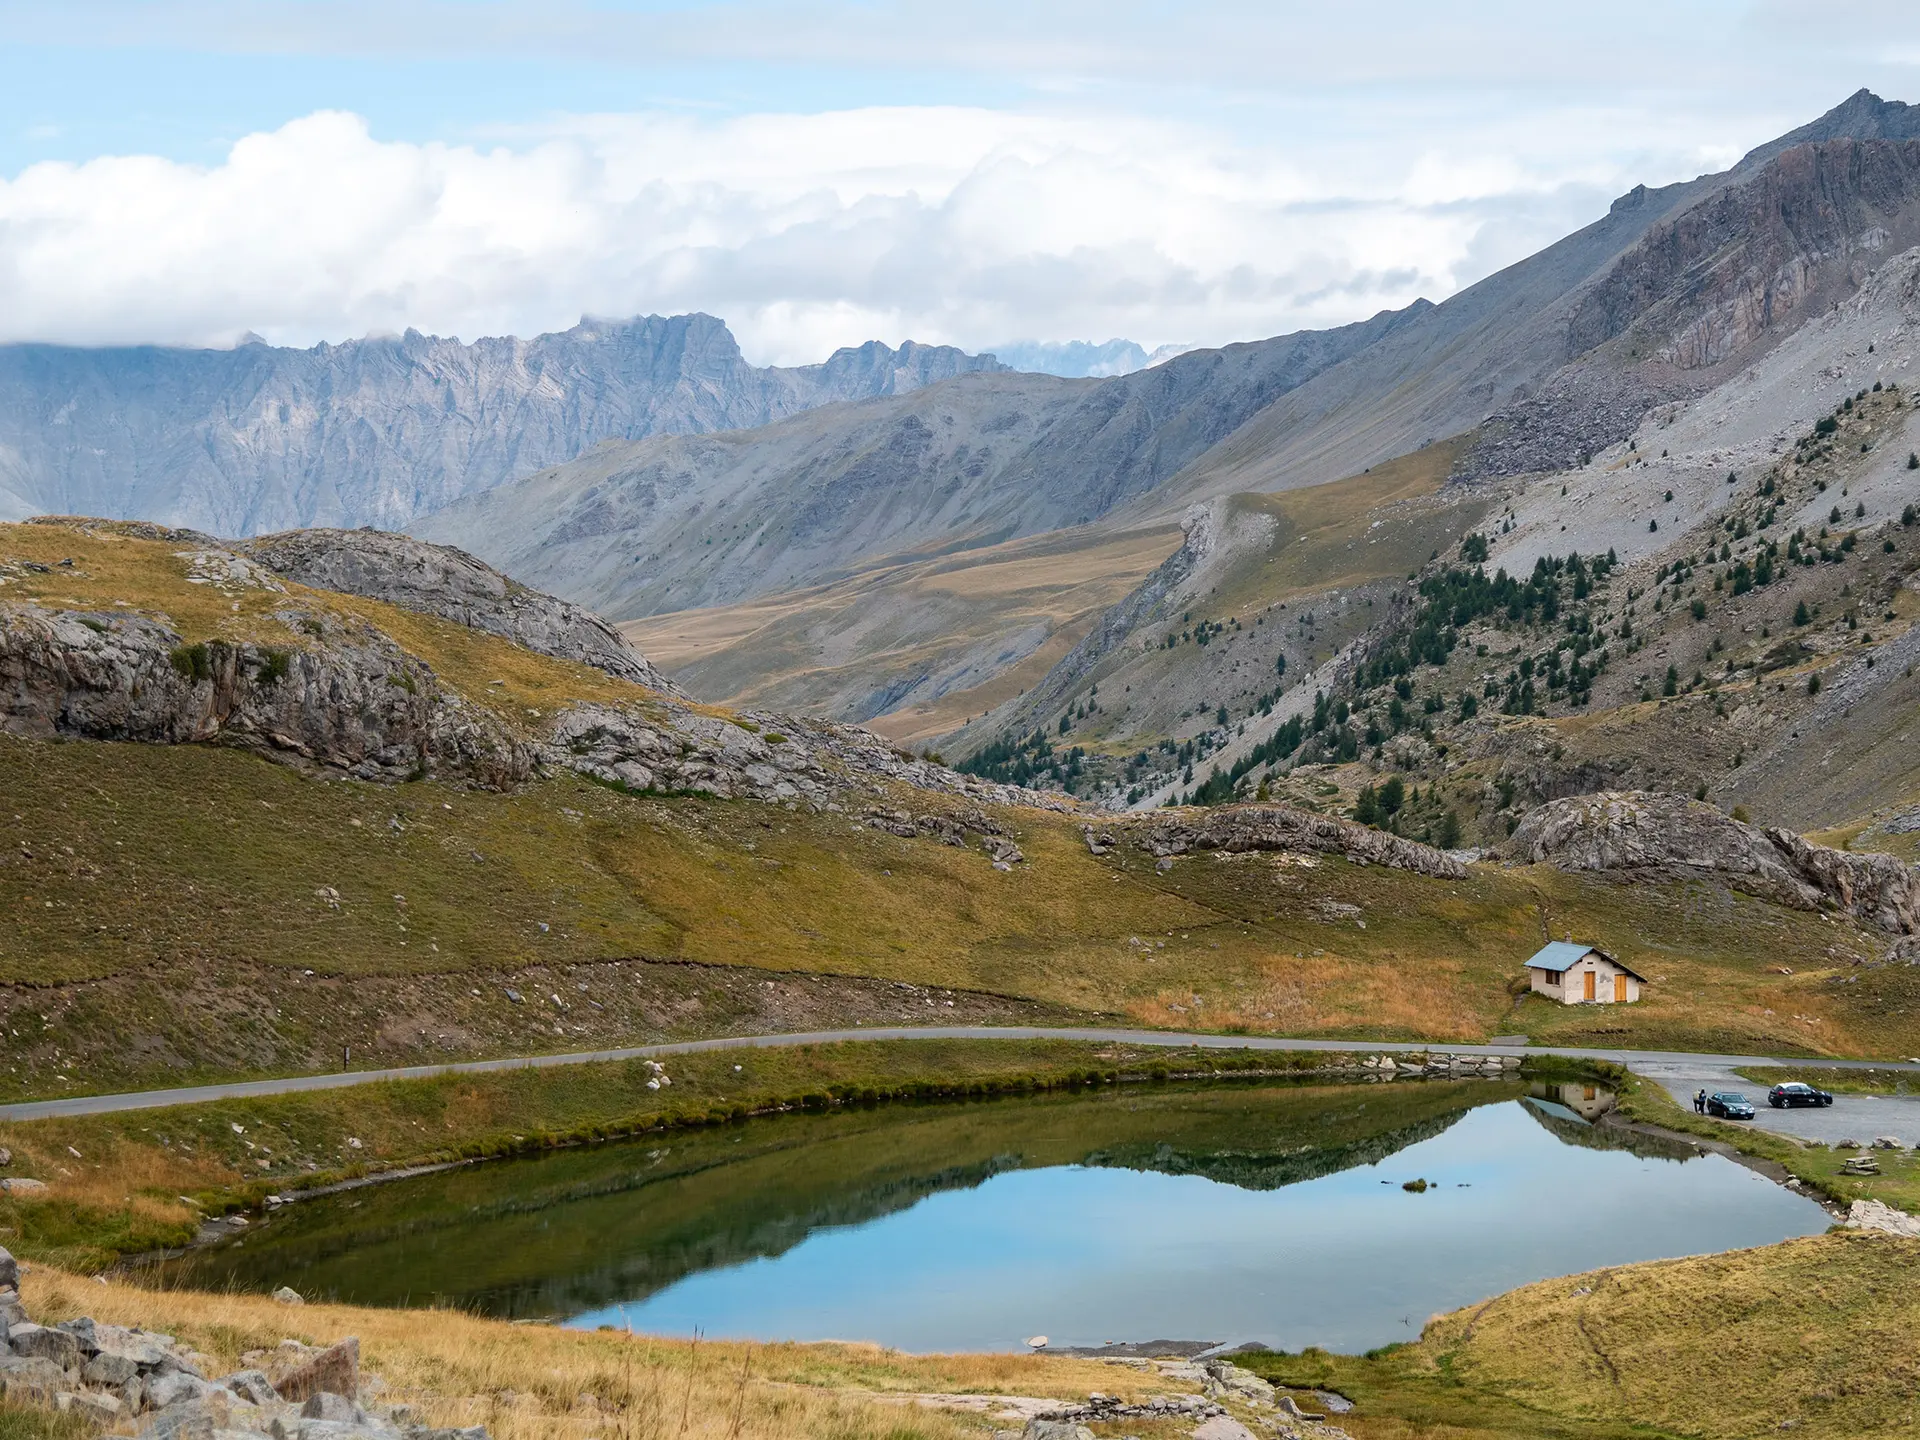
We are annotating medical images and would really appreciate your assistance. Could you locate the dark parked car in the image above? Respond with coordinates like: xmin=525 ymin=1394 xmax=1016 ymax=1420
xmin=1706 ymin=1091 xmax=1756 ymax=1120
xmin=1768 ymin=1082 xmax=1835 ymax=1108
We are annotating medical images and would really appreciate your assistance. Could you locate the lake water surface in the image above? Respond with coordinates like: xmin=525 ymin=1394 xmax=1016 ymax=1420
xmin=168 ymin=1078 xmax=1829 ymax=1354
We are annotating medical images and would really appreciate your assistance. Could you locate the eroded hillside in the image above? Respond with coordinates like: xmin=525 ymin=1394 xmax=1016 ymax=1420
xmin=948 ymin=242 xmax=1920 ymax=864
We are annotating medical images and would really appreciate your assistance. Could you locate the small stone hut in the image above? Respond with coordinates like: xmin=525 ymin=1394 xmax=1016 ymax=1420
xmin=1525 ymin=941 xmax=1645 ymax=1005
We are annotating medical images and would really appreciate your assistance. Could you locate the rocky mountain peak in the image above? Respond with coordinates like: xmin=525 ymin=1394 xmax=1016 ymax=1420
xmin=1737 ymin=88 xmax=1920 ymax=172
xmin=0 ymin=315 xmax=1002 ymax=537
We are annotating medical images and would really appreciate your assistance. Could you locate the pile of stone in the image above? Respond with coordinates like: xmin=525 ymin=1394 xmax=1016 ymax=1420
xmin=0 ymin=1251 xmax=485 ymax=1440
xmin=1030 ymin=1389 xmax=1229 ymax=1426
xmin=1358 ymin=1053 xmax=1523 ymax=1078
xmin=1002 ymin=1362 xmax=1353 ymax=1440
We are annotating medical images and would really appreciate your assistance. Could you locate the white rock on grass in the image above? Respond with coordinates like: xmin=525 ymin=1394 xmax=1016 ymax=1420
xmin=1846 ymin=1198 xmax=1920 ymax=1238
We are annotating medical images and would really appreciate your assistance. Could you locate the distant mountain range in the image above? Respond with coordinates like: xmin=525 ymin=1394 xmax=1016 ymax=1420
xmin=422 ymin=92 xmax=1920 ymax=625
xmin=988 ymin=339 xmax=1194 ymax=378
xmin=7 ymin=89 xmax=1920 ymax=765
xmin=0 ymin=316 xmax=1002 ymax=535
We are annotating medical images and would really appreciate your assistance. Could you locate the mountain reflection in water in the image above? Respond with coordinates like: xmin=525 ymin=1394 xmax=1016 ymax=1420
xmin=163 ymin=1076 xmax=1827 ymax=1354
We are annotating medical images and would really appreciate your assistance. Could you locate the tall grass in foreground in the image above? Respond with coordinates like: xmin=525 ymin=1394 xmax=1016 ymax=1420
xmin=20 ymin=1270 xmax=1165 ymax=1440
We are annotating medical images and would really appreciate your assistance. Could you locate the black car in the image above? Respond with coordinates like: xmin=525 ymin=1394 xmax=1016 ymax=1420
xmin=1768 ymin=1082 xmax=1835 ymax=1108
xmin=1706 ymin=1091 xmax=1756 ymax=1119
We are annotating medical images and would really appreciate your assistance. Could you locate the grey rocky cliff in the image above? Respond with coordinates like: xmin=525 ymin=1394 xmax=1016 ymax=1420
xmin=1507 ymin=790 xmax=1920 ymax=934
xmin=0 ymin=314 xmax=1002 ymax=536
xmin=1454 ymin=130 xmax=1920 ymax=482
xmin=1113 ymin=804 xmax=1469 ymax=880
xmin=0 ymin=601 xmax=532 ymax=788
xmin=235 ymin=527 xmax=678 ymax=692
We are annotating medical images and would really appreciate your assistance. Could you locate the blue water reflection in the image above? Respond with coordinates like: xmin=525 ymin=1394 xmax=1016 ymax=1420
xmin=577 ymin=1100 xmax=1827 ymax=1353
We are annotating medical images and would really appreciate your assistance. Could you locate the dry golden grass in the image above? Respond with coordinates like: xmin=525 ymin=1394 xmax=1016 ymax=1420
xmin=1192 ymin=437 xmax=1480 ymax=613
xmin=617 ymin=522 xmax=1178 ymax=736
xmin=2 ymin=521 xmax=305 ymax=645
xmin=1132 ymin=948 xmax=1482 ymax=1041
xmin=871 ymin=621 xmax=1097 ymax=747
xmin=20 ymin=1269 xmax=1177 ymax=1440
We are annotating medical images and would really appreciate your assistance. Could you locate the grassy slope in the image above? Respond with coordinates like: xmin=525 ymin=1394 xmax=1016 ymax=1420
xmin=1210 ymin=437 xmax=1482 ymax=614
xmin=998 ymin=438 xmax=1490 ymax=770
xmin=1246 ymin=1232 xmax=1920 ymax=1440
xmin=4 ymin=732 xmax=1910 ymax=1106
xmin=618 ymin=522 xmax=1183 ymax=740
xmin=6 ymin=513 xmax=1917 ymax=1100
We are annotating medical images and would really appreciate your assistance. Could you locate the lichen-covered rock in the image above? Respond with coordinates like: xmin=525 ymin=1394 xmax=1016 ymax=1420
xmin=1127 ymin=805 xmax=1468 ymax=879
xmin=1508 ymin=790 xmax=1920 ymax=934
xmin=274 ymin=1337 xmax=360 ymax=1405
xmin=8 ymin=1323 xmax=82 ymax=1370
xmin=0 ymin=602 xmax=531 ymax=787
xmin=240 ymin=529 xmax=679 ymax=694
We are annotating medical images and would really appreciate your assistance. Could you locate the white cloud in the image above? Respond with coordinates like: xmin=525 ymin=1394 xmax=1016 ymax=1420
xmin=0 ymin=100 xmax=1793 ymax=362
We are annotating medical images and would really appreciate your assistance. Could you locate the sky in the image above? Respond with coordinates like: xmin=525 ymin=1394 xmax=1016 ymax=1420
xmin=1 ymin=2 xmax=1918 ymax=365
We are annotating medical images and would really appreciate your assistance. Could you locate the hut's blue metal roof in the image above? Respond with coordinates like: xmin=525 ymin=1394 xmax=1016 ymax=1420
xmin=1525 ymin=941 xmax=1598 ymax=973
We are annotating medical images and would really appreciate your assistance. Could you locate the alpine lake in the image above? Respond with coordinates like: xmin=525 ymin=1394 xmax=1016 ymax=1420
xmin=162 ymin=1073 xmax=1829 ymax=1356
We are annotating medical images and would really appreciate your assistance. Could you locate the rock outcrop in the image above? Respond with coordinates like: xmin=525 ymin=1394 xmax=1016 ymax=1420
xmin=238 ymin=528 xmax=678 ymax=692
xmin=1455 ymin=129 xmax=1920 ymax=482
xmin=1125 ymin=805 xmax=1469 ymax=879
xmin=0 ymin=1262 xmax=481 ymax=1439
xmin=1507 ymin=790 xmax=1920 ymax=934
xmin=0 ymin=521 xmax=1074 ymax=814
xmin=0 ymin=602 xmax=532 ymax=787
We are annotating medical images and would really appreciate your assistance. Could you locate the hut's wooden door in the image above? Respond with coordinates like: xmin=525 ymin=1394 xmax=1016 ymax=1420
xmin=1584 ymin=970 xmax=1597 ymax=1001
xmin=1613 ymin=975 xmax=1627 ymax=1002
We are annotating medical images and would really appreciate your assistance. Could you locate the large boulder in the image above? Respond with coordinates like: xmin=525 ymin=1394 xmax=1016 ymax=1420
xmin=1507 ymin=791 xmax=1920 ymax=934
xmin=1127 ymin=804 xmax=1469 ymax=879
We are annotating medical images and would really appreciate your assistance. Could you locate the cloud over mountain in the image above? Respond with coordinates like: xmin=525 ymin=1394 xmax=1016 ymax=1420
xmin=0 ymin=103 xmax=1731 ymax=364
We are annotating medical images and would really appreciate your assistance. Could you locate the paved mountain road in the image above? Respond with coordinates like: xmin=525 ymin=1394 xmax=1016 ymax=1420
xmin=4 ymin=1026 xmax=1919 ymax=1124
